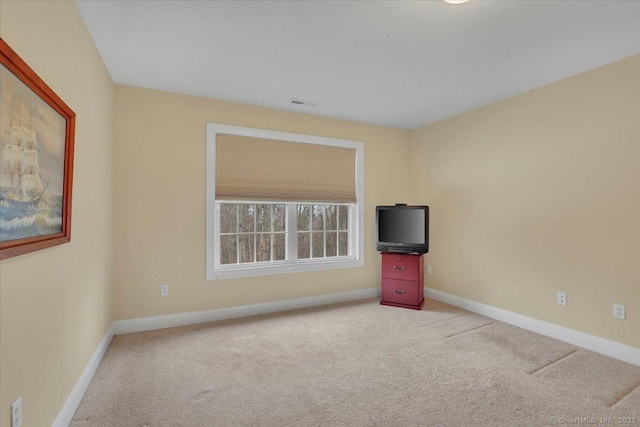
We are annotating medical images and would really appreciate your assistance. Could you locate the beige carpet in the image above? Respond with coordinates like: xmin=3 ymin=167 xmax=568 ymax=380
xmin=72 ymin=299 xmax=640 ymax=426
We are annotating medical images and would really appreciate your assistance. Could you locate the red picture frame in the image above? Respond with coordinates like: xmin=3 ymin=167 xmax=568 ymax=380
xmin=0 ymin=38 xmax=76 ymax=260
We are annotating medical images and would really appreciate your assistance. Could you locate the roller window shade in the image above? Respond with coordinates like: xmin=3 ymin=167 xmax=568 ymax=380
xmin=216 ymin=134 xmax=356 ymax=203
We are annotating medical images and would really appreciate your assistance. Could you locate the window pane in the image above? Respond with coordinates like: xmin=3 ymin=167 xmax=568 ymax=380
xmin=239 ymin=234 xmax=254 ymax=263
xmin=256 ymin=204 xmax=271 ymax=232
xmin=312 ymin=232 xmax=324 ymax=258
xmin=239 ymin=204 xmax=255 ymax=233
xmin=312 ymin=205 xmax=324 ymax=230
xmin=326 ymin=232 xmax=337 ymax=257
xmin=256 ymin=233 xmax=271 ymax=262
xmin=326 ymin=205 xmax=337 ymax=230
xmin=273 ymin=233 xmax=286 ymax=261
xmin=297 ymin=232 xmax=310 ymax=259
xmin=273 ymin=204 xmax=286 ymax=232
xmin=297 ymin=204 xmax=310 ymax=231
xmin=220 ymin=204 xmax=237 ymax=233
xmin=338 ymin=206 xmax=348 ymax=230
xmin=220 ymin=235 xmax=237 ymax=264
xmin=338 ymin=232 xmax=348 ymax=256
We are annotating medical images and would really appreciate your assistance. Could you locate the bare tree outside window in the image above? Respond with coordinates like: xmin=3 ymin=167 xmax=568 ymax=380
xmin=219 ymin=202 xmax=286 ymax=265
xmin=300 ymin=204 xmax=348 ymax=259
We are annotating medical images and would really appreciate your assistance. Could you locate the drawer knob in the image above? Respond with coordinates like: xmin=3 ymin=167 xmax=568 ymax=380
xmin=394 ymin=289 xmax=406 ymax=295
xmin=393 ymin=265 xmax=406 ymax=271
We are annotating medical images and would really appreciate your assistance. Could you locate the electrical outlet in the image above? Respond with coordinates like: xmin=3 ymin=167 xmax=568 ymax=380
xmin=613 ymin=304 xmax=625 ymax=320
xmin=557 ymin=292 xmax=567 ymax=306
xmin=160 ymin=284 xmax=169 ymax=297
xmin=427 ymin=265 xmax=432 ymax=274
xmin=11 ymin=396 xmax=22 ymax=427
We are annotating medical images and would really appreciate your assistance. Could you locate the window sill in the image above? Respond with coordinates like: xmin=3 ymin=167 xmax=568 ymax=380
xmin=209 ymin=257 xmax=363 ymax=280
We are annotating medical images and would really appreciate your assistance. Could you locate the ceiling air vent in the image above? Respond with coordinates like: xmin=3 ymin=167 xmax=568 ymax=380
xmin=288 ymin=98 xmax=318 ymax=108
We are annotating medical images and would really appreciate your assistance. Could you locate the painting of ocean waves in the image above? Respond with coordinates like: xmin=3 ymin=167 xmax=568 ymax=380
xmin=0 ymin=189 xmax=63 ymax=242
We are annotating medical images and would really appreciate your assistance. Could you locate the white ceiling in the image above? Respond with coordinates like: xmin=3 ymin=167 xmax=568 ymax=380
xmin=76 ymin=0 xmax=640 ymax=130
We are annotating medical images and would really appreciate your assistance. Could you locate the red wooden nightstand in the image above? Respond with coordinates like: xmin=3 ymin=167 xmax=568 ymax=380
xmin=380 ymin=252 xmax=425 ymax=310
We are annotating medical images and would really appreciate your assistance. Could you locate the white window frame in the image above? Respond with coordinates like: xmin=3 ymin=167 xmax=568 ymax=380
xmin=206 ymin=123 xmax=364 ymax=280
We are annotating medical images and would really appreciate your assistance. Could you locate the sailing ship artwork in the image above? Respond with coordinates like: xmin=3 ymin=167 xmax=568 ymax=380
xmin=0 ymin=37 xmax=75 ymax=260
xmin=0 ymin=64 xmax=65 ymax=242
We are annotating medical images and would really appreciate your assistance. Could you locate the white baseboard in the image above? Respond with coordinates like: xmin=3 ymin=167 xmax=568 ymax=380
xmin=113 ymin=287 xmax=380 ymax=335
xmin=52 ymin=324 xmax=115 ymax=427
xmin=424 ymin=287 xmax=640 ymax=367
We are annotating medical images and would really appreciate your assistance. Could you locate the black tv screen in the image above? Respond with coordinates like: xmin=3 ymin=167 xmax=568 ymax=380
xmin=376 ymin=205 xmax=429 ymax=253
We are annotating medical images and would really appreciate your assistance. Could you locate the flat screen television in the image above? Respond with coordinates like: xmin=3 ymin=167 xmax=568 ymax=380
xmin=376 ymin=205 xmax=429 ymax=254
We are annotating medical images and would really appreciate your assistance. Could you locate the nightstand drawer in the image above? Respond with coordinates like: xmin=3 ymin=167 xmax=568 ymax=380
xmin=381 ymin=253 xmax=420 ymax=280
xmin=381 ymin=278 xmax=421 ymax=306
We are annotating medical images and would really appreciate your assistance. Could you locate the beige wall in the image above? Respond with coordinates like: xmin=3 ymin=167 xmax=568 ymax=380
xmin=0 ymin=3 xmax=637 ymax=423
xmin=410 ymin=55 xmax=640 ymax=348
xmin=0 ymin=1 xmax=114 ymax=426
xmin=113 ymin=85 xmax=412 ymax=320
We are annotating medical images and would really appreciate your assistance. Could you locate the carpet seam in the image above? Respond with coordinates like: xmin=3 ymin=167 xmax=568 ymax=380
xmin=445 ymin=322 xmax=494 ymax=338
xmin=419 ymin=314 xmax=469 ymax=328
xmin=608 ymin=379 xmax=640 ymax=408
xmin=528 ymin=349 xmax=579 ymax=375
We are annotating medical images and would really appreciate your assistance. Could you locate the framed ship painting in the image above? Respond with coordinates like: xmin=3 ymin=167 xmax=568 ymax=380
xmin=0 ymin=38 xmax=75 ymax=260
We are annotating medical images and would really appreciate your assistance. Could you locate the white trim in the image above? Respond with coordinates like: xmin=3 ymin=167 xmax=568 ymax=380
xmin=424 ymin=287 xmax=640 ymax=367
xmin=206 ymin=126 xmax=217 ymax=279
xmin=213 ymin=257 xmax=363 ymax=280
xmin=207 ymin=123 xmax=364 ymax=150
xmin=206 ymin=123 xmax=365 ymax=280
xmin=53 ymin=324 xmax=115 ymax=427
xmin=113 ymin=287 xmax=380 ymax=335
xmin=355 ymin=148 xmax=364 ymax=261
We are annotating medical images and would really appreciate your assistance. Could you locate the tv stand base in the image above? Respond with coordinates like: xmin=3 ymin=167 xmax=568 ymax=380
xmin=380 ymin=298 xmax=425 ymax=311
xmin=379 ymin=253 xmax=425 ymax=310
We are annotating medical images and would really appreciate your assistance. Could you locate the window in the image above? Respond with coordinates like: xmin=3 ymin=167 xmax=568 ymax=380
xmin=206 ymin=124 xmax=363 ymax=280
xmin=216 ymin=202 xmax=352 ymax=267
